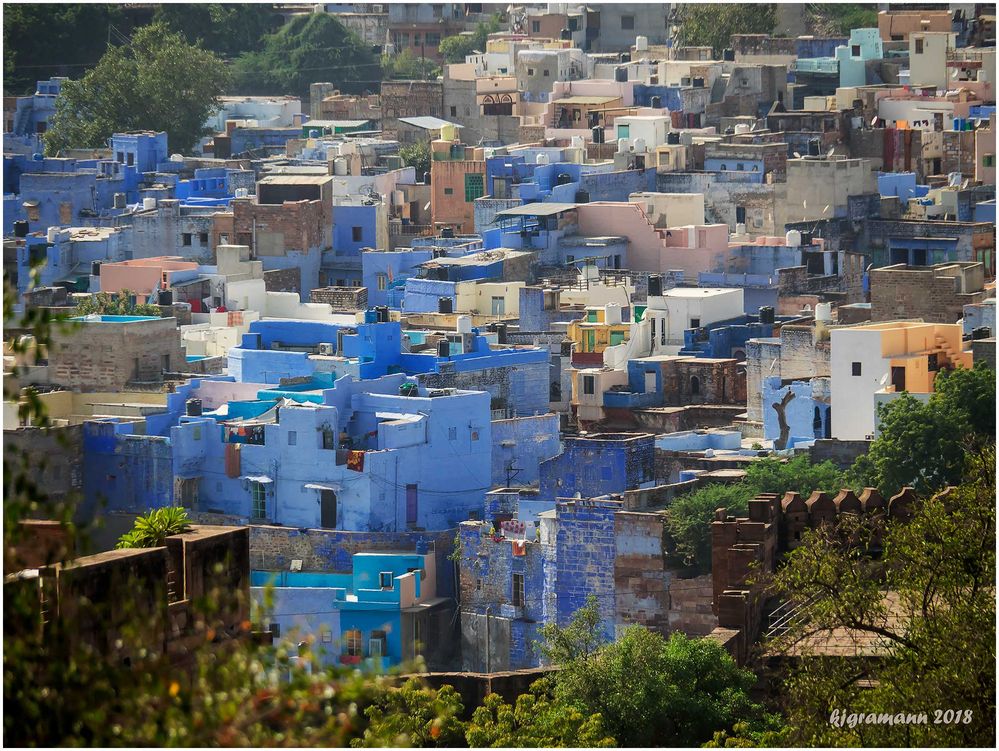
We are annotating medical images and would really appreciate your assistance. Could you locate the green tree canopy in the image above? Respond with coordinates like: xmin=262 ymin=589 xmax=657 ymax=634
xmin=438 ymin=14 xmax=503 ymax=64
xmin=400 ymin=140 xmax=432 ymax=179
xmin=664 ymin=456 xmax=848 ymax=574
xmin=43 ymin=22 xmax=229 ymax=155
xmin=152 ymin=3 xmax=281 ymax=58
xmin=806 ymin=3 xmax=879 ymax=36
xmin=848 ymin=364 xmax=995 ymax=496
xmin=232 ymin=13 xmax=380 ymax=98
xmin=351 ymin=678 xmax=467 ymax=747
xmin=2 ymin=4 xmax=132 ymax=95
xmin=381 ymin=50 xmax=441 ymax=81
xmin=680 ymin=4 xmax=779 ymax=56
xmin=771 ymin=447 xmax=996 ymax=746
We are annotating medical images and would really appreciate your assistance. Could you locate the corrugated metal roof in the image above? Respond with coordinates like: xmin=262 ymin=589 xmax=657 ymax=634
xmin=397 ymin=116 xmax=463 ymax=130
xmin=495 ymin=202 xmax=577 ymax=217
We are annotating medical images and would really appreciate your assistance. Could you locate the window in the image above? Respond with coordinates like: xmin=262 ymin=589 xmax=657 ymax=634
xmin=583 ymin=375 xmax=595 ymax=395
xmin=117 ymin=151 xmax=125 ymax=163
xmin=450 ymin=105 xmax=457 ymax=117
xmin=352 ymin=226 xmax=363 ymax=242
xmin=476 ymin=578 xmax=482 ymax=591
xmin=161 ymin=354 xmax=171 ymax=372
xmin=251 ymin=481 xmax=267 ymax=519
xmin=182 ymin=233 xmax=193 ymax=246
xmin=464 ymin=173 xmax=484 ymax=203
xmin=531 ymin=20 xmax=540 ymax=33
xmin=690 ymin=317 xmax=700 ymax=328
xmin=397 ymin=32 xmax=410 ymax=47
xmin=369 ymin=630 xmax=387 ymax=657
xmin=984 ymin=155 xmax=995 ymax=167
xmin=621 ymin=15 xmax=634 ymax=30
xmin=412 ymin=34 xmax=421 ymax=46
xmin=471 ymin=430 xmax=479 ymax=441
xmin=914 ymin=37 xmax=924 ymax=54
xmin=851 ymin=362 xmax=862 ymax=376
xmin=288 ymin=430 xmax=297 ymax=446
xmin=178 ymin=478 xmax=199 ymax=506
xmin=59 ymin=201 xmax=72 ymax=224
xmin=736 ymin=163 xmax=744 ymax=171
xmin=891 ymin=34 xmax=903 ymax=41
xmin=126 ymin=153 xmax=134 ymax=166
xmin=377 ymin=274 xmax=387 ymax=291
xmin=448 ymin=426 xmax=457 ymax=441
xmin=527 ymin=67 xmax=536 ymax=76
xmin=443 ymin=187 xmax=454 ymax=195
xmin=690 ymin=376 xmax=700 ymax=395
xmin=426 ymin=32 xmax=441 ymax=45
xmin=851 ymin=44 xmax=861 ymax=57
xmin=568 ymin=17 xmax=578 ymax=32
xmin=512 ymin=573 xmax=524 ymax=606
xmin=406 ymin=484 xmax=418 ymax=525
xmin=379 ymin=571 xmax=394 ymax=589
xmin=322 ymin=428 xmax=335 ymax=450
xmin=617 ymin=124 xmax=630 ymax=139
xmin=660 ymin=322 xmax=665 ymax=346
xmin=199 ymin=232 xmax=208 ymax=245
xmin=321 ymin=628 xmax=333 ymax=643
xmin=269 ymin=622 xmax=281 ymax=638
xmin=344 ymin=629 xmax=363 ymax=656
xmin=543 ymin=69 xmax=550 ymax=77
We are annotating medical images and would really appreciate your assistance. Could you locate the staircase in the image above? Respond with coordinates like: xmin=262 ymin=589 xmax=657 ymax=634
xmin=764 ymin=594 xmax=818 ymax=641
xmin=933 ymin=334 xmax=958 ymax=365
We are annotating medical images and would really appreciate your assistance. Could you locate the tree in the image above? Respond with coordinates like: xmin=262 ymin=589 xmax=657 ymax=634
xmin=438 ymin=14 xmax=503 ymax=64
xmin=847 ymin=364 xmax=995 ymax=497
xmin=43 ymin=22 xmax=229 ymax=155
xmin=664 ymin=457 xmax=848 ymax=575
xmin=465 ymin=684 xmax=615 ymax=748
xmin=806 ymin=3 xmax=879 ymax=36
xmin=153 ymin=3 xmax=281 ymax=58
xmin=73 ymin=290 xmax=161 ymax=317
xmin=351 ymin=678 xmax=467 ymax=747
xmin=400 ymin=140 xmax=432 ymax=179
xmin=381 ymin=50 xmax=441 ymax=81
xmin=679 ymin=4 xmax=779 ymax=56
xmin=2 ymin=4 xmax=131 ymax=95
xmin=552 ymin=628 xmax=769 ymax=747
xmin=116 ymin=507 xmax=192 ymax=549
xmin=535 ymin=594 xmax=607 ymax=665
xmin=232 ymin=14 xmax=380 ymax=99
xmin=770 ymin=447 xmax=996 ymax=747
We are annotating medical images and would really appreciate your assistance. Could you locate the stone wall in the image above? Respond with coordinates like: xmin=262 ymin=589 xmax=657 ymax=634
xmin=869 ymin=263 xmax=986 ymax=324
xmin=613 ymin=511 xmax=671 ymax=634
xmin=263 ymin=267 xmax=301 ymax=296
xmin=667 ymin=574 xmax=718 ymax=635
xmin=310 ymin=285 xmax=368 ymax=311
xmin=381 ymin=81 xmax=444 ymax=141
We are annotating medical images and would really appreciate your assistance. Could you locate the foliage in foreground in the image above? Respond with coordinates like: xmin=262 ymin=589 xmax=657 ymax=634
xmin=679 ymin=4 xmax=779 ymax=55
xmin=44 ymin=22 xmax=229 ymax=156
xmin=771 ymin=447 xmax=996 ymax=746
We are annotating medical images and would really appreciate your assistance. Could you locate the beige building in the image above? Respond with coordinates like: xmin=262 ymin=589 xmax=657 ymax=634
xmin=777 ymin=157 xmax=877 ymax=227
xmin=908 ymin=32 xmax=956 ymax=90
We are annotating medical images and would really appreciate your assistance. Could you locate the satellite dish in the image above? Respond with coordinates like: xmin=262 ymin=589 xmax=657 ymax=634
xmin=952 ymin=68 xmax=960 ymax=79
xmin=827 ymin=146 xmax=835 ymax=158
xmin=793 ymin=151 xmax=802 ymax=158
xmin=802 ymin=199 xmax=808 ymax=209
xmin=880 ymin=373 xmax=889 ymax=386
xmin=961 ymin=179 xmax=970 ymax=190
xmin=823 ymin=205 xmax=830 ymax=213
xmin=423 ymin=201 xmax=431 ymax=211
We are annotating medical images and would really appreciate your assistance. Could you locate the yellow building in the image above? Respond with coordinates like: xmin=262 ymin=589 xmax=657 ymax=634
xmin=566 ymin=303 xmax=635 ymax=367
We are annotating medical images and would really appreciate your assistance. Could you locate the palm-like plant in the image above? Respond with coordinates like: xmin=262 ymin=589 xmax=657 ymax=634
xmin=115 ymin=506 xmax=192 ymax=549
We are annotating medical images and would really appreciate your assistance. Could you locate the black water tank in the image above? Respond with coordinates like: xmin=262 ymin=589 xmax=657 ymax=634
xmin=592 ymin=126 xmax=604 ymax=144
xmin=972 ymin=326 xmax=992 ymax=340
xmin=648 ymin=274 xmax=663 ymax=297
xmin=574 ymin=190 xmax=590 ymax=203
xmin=588 ymin=111 xmax=600 ymax=128
xmin=615 ymin=67 xmax=628 ymax=83
xmin=723 ymin=48 xmax=735 ymax=61
xmin=186 ymin=398 xmax=202 ymax=416
xmin=808 ymin=138 xmax=821 ymax=157
xmin=441 ymin=226 xmax=455 ymax=238
xmin=495 ymin=323 xmax=508 ymax=344
xmin=376 ymin=305 xmax=389 ymax=322
xmin=423 ymin=171 xmax=431 ymax=185
xmin=159 ymin=289 xmax=173 ymax=306
xmin=759 ymin=306 xmax=775 ymax=324
xmin=650 ymin=95 xmax=662 ymax=109
xmin=724 ymin=126 xmax=735 ymax=136
xmin=692 ymin=77 xmax=704 ymax=88
xmin=556 ymin=172 xmax=572 ymax=186
xmin=620 ymin=53 xmax=631 ymax=63
xmin=437 ymin=339 xmax=450 ymax=358
xmin=13 ymin=220 xmax=29 ymax=238
xmin=667 ymin=131 xmax=680 ymax=145
xmin=560 ymin=27 xmax=571 ymax=40
xmin=438 ymin=296 xmax=453 ymax=314
xmin=91 ymin=260 xmax=102 ymax=277
xmin=800 ymin=231 xmax=813 ymax=246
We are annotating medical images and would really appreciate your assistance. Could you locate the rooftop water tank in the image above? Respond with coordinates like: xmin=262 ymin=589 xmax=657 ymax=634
xmin=334 ymin=158 xmax=348 ymax=175
xmin=47 ymin=227 xmax=60 ymax=243
xmin=815 ymin=302 xmax=833 ymax=322
xmin=143 ymin=197 xmax=157 ymax=211
xmin=536 ymin=153 xmax=550 ymax=165
xmin=636 ymin=35 xmax=648 ymax=51
xmin=785 ymin=229 xmax=802 ymax=247
xmin=734 ymin=123 xmax=751 ymax=135
xmin=456 ymin=315 xmax=473 ymax=334
xmin=735 ymin=223 xmax=746 ymax=235
xmin=604 ymin=302 xmax=622 ymax=325
xmin=617 ymin=138 xmax=631 ymax=155
xmin=235 ymin=188 xmax=249 ymax=198
xmin=571 ymin=135 xmax=585 ymax=149
xmin=633 ymin=137 xmax=646 ymax=153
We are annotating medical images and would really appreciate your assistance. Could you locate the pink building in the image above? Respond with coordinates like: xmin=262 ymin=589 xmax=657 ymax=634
xmin=98 ymin=256 xmax=200 ymax=302
xmin=576 ymin=202 xmax=730 ymax=276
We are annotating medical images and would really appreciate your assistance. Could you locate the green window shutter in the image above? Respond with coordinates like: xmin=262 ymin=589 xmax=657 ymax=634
xmin=464 ymin=173 xmax=484 ymax=202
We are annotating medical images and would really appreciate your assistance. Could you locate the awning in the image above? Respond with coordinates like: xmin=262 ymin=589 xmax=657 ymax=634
xmin=304 ymin=483 xmax=339 ymax=492
xmin=495 ymin=202 xmax=577 ymax=218
xmin=241 ymin=475 xmax=272 ymax=484
xmin=22 ymin=199 xmax=39 ymax=208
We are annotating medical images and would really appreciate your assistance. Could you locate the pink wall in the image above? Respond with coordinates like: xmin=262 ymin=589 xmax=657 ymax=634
xmin=577 ymin=202 xmax=731 ymax=275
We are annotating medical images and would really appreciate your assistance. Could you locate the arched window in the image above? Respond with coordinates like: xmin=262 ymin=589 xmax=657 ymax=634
xmin=690 ymin=376 xmax=700 ymax=395
xmin=813 ymin=406 xmax=823 ymax=433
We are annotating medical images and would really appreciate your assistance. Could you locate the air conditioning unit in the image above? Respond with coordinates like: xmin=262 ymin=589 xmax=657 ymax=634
xmin=317 ymin=342 xmax=335 ymax=356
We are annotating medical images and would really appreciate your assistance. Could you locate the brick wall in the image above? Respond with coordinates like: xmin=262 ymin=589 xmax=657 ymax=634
xmin=869 ymin=263 xmax=987 ymax=323
xmin=381 ymin=81 xmax=444 ymax=141
xmin=232 ymin=198 xmax=329 ymax=255
xmin=613 ymin=511 xmax=671 ymax=633
xmin=262 ymin=267 xmax=301 ymax=296
xmin=310 ymin=286 xmax=368 ymax=311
